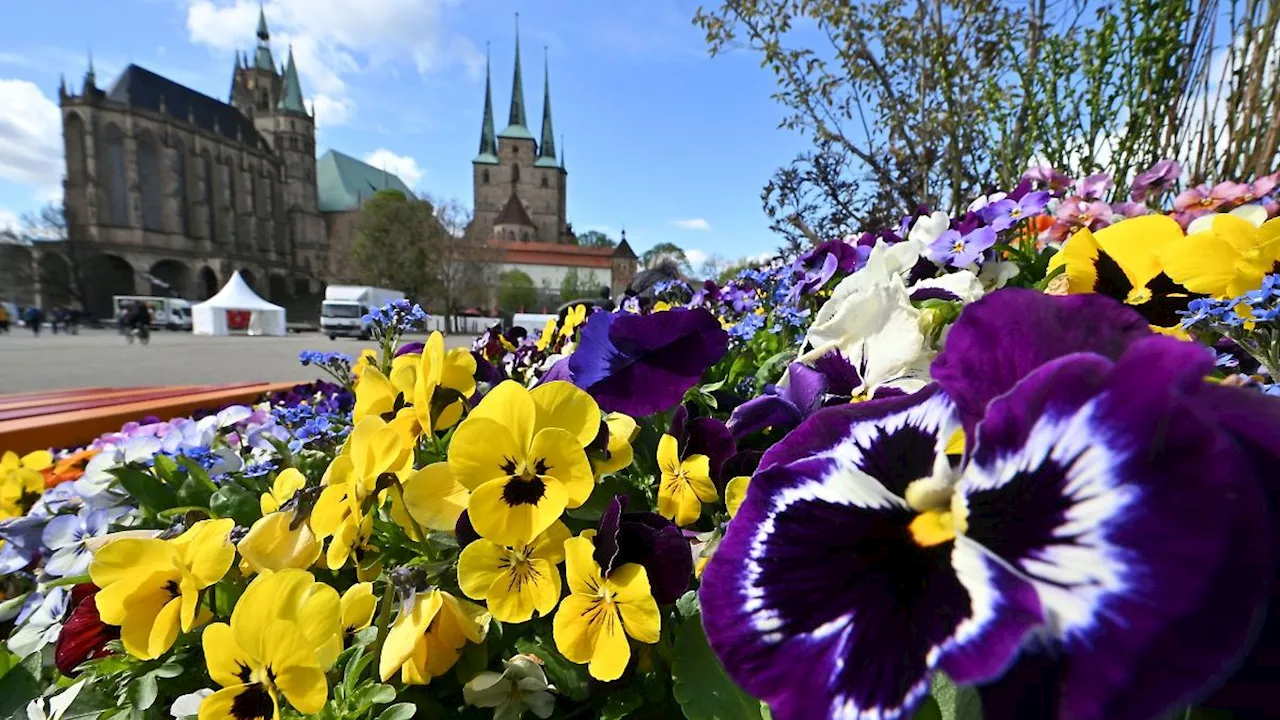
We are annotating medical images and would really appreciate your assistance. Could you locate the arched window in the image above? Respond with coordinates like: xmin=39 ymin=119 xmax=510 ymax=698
xmin=246 ymin=172 xmax=257 ymax=218
xmin=264 ymin=175 xmax=273 ymax=216
xmin=482 ymin=169 xmax=490 ymax=184
xmin=137 ymin=130 xmax=163 ymax=231
xmin=172 ymin=137 xmax=189 ymax=235
xmin=224 ymin=161 xmax=238 ymax=246
xmin=64 ymin=114 xmax=87 ymax=188
xmin=512 ymin=164 xmax=520 ymax=183
xmin=540 ymin=175 xmax=548 ymax=188
xmin=102 ymin=123 xmax=129 ymax=226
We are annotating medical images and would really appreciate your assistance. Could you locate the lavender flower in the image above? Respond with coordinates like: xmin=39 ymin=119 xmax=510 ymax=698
xmin=926 ymin=226 xmax=997 ymax=267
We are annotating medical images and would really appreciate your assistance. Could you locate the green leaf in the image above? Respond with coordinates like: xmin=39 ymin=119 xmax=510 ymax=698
xmin=60 ymin=685 xmax=117 ymax=720
xmin=375 ymin=703 xmax=418 ymax=720
xmin=350 ymin=683 xmax=397 ymax=709
xmin=151 ymin=454 xmax=182 ymax=484
xmin=112 ymin=467 xmax=179 ymax=515
xmin=601 ymin=686 xmax=644 ymax=720
xmin=127 ymin=673 xmax=158 ymax=711
xmin=343 ymin=649 xmax=376 ymax=696
xmin=566 ymin=475 xmax=632 ymax=522
xmin=930 ymin=672 xmax=982 ymax=720
xmin=209 ymin=484 xmax=261 ymax=526
xmin=175 ymin=473 xmax=214 ymax=508
xmin=0 ymin=652 xmax=43 ymax=719
xmin=672 ymin=619 xmax=763 ymax=720
xmin=453 ymin=638 xmax=489 ymax=685
xmin=913 ymin=696 xmax=943 ymax=720
xmin=515 ymin=637 xmax=590 ymax=702
xmin=153 ymin=660 xmax=184 ymax=679
xmin=675 ymin=590 xmax=700 ymax=619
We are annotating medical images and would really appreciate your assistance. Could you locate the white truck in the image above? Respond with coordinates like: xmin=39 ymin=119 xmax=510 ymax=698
xmin=112 ymin=296 xmax=192 ymax=330
xmin=321 ymin=285 xmax=405 ymax=339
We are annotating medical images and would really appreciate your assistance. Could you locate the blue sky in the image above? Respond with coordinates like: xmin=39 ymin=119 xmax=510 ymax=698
xmin=0 ymin=0 xmax=809 ymax=266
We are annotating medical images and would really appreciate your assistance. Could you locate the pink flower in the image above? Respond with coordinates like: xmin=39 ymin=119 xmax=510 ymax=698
xmin=1023 ymin=165 xmax=1072 ymax=194
xmin=1174 ymin=184 xmax=1222 ymax=213
xmin=1075 ymin=173 xmax=1115 ymax=201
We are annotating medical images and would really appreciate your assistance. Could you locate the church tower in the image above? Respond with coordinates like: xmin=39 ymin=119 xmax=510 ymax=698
xmin=471 ymin=17 xmax=569 ymax=244
xmin=230 ymin=6 xmax=282 ymax=122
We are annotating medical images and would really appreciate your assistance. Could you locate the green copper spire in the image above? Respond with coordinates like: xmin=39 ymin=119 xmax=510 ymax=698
xmin=474 ymin=44 xmax=499 ymax=164
xmin=277 ymin=46 xmax=306 ymax=113
xmin=254 ymin=3 xmax=275 ymax=72
xmin=498 ymin=13 xmax=534 ymax=141
xmin=535 ymin=49 xmax=558 ymax=167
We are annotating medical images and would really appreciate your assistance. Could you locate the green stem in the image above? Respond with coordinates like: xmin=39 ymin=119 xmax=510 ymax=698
xmin=368 ymin=581 xmax=396 ymax=683
xmin=44 ymin=573 xmax=91 ymax=588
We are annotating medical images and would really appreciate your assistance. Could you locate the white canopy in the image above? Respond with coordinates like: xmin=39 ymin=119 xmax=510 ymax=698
xmin=192 ymin=271 xmax=287 ymax=336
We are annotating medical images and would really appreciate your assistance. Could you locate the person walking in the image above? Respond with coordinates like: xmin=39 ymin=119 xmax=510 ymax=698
xmin=24 ymin=306 xmax=42 ymax=336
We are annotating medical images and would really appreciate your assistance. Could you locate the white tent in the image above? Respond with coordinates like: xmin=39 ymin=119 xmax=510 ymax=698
xmin=192 ymin=271 xmax=287 ymax=336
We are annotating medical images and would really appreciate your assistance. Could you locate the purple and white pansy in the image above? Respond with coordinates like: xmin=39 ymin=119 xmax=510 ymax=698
xmin=700 ymin=290 xmax=1275 ymax=720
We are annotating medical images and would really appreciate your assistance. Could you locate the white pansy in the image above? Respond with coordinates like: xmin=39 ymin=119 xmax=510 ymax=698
xmin=967 ymin=191 xmax=1007 ymax=213
xmin=464 ymin=654 xmax=556 ymax=720
xmin=8 ymin=588 xmax=68 ymax=659
xmin=1186 ymin=203 xmax=1268 ymax=234
xmin=912 ymin=270 xmax=985 ymax=304
xmin=907 ymin=211 xmax=952 ymax=246
xmin=169 ymin=689 xmax=213 ymax=720
xmin=978 ymin=259 xmax=1021 ymax=290
xmin=25 ymin=680 xmax=85 ymax=720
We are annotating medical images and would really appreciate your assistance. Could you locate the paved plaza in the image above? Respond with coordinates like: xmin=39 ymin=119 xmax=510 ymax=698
xmin=0 ymin=328 xmax=477 ymax=392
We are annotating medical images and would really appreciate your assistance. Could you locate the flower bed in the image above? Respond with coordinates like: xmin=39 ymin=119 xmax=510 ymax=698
xmin=3 ymin=163 xmax=1280 ymax=720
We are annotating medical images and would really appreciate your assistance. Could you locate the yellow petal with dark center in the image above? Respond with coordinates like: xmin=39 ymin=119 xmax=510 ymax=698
xmin=561 ymin=536 xmax=599 ymax=597
xmin=448 ymin=417 xmax=526 ymax=491
xmin=353 ymin=367 xmax=397 ymax=423
xmin=468 ymin=476 xmax=568 ymax=547
xmin=90 ymin=538 xmax=176 ymax=590
xmin=457 ymin=539 xmax=507 ymax=600
xmin=201 ymin=622 xmax=248 ymax=688
xmin=198 ymin=685 xmax=275 ymax=720
xmin=656 ymin=434 xmax=681 ymax=475
xmin=1094 ymin=215 xmax=1183 ymax=290
xmin=468 ymin=381 xmax=537 ymax=449
xmin=611 ymin=565 xmax=660 ymax=644
xmin=529 ymin=427 xmax=594 ymax=508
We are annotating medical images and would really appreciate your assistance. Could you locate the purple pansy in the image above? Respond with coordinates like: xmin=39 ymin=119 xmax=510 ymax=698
xmin=1022 ymin=165 xmax=1073 ymax=194
xmin=926 ymin=226 xmax=996 ymax=267
xmin=1075 ymin=172 xmax=1115 ymax=200
xmin=1129 ymin=160 xmax=1182 ymax=202
xmin=979 ymin=191 xmax=1050 ymax=231
xmin=789 ymin=240 xmax=863 ymax=300
xmin=726 ymin=353 xmax=896 ymax=441
xmin=42 ymin=510 xmax=112 ymax=577
xmin=700 ymin=290 xmax=1275 ymax=720
xmin=567 ymin=307 xmax=728 ymax=417
xmin=592 ymin=495 xmax=692 ymax=605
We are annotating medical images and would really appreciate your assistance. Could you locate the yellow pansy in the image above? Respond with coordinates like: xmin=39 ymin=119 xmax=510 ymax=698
xmin=90 ymin=518 xmax=235 ymax=660
xmin=1160 ymin=214 xmax=1280 ymax=298
xmin=198 ymin=570 xmax=340 ymax=720
xmin=0 ymin=450 xmax=51 ymax=519
xmin=389 ymin=462 xmax=470 ymax=540
xmin=412 ymin=331 xmax=477 ymax=434
xmin=379 ymin=589 xmax=490 ymax=685
xmin=552 ymin=535 xmax=660 ymax=681
xmin=656 ymin=434 xmax=717 ymax=527
xmin=449 ymin=381 xmax=599 ymax=546
xmin=237 ymin=508 xmax=322 ymax=574
xmin=312 ymin=415 xmax=409 ymax=567
xmin=652 ymin=301 xmax=672 ymax=312
xmin=724 ymin=476 xmax=750 ymax=519
xmin=259 ymin=467 xmax=306 ymax=515
xmin=351 ymin=349 xmax=379 ymax=382
xmin=352 ymin=359 xmax=417 ymax=426
xmin=590 ymin=413 xmax=638 ymax=477
xmin=1047 ymin=215 xmax=1196 ymax=329
xmin=340 ymin=582 xmax=377 ymax=633
xmin=559 ymin=304 xmax=588 ymax=338
xmin=458 ymin=521 xmax=570 ymax=623
xmin=535 ymin=318 xmax=558 ymax=352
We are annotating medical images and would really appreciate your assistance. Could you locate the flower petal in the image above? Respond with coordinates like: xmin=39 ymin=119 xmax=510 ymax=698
xmin=468 ymin=476 xmax=568 ymax=547
xmin=400 ymin=462 xmax=469 ymax=532
xmin=529 ymin=428 xmax=594 ymax=508
xmin=468 ymin=381 xmax=537 ymax=449
xmin=960 ymin=337 xmax=1271 ymax=720
xmin=448 ymin=417 xmax=526 ymax=492
xmin=531 ymin=382 xmax=601 ymax=448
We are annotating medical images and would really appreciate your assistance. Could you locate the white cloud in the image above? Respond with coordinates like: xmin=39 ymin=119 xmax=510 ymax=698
xmin=669 ymin=217 xmax=711 ymax=231
xmin=363 ymin=148 xmax=424 ymax=188
xmin=311 ymin=93 xmax=355 ymax=128
xmin=0 ymin=79 xmax=63 ymax=191
xmin=685 ymin=248 xmax=708 ymax=268
xmin=0 ymin=208 xmax=20 ymax=232
xmin=185 ymin=0 xmax=483 ymax=129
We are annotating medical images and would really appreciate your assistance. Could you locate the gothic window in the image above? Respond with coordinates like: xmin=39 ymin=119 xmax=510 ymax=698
xmin=224 ymin=161 xmax=238 ymax=246
xmin=247 ymin=172 xmax=257 ymax=219
xmin=258 ymin=89 xmax=268 ymax=110
xmin=64 ymin=114 xmax=87 ymax=188
xmin=512 ymin=164 xmax=521 ymax=183
xmin=541 ymin=175 xmax=548 ymax=188
xmin=202 ymin=150 xmax=215 ymax=240
xmin=482 ymin=169 xmax=490 ymax=184
xmin=102 ymin=123 xmax=129 ymax=226
xmin=264 ymin=175 xmax=274 ymax=216
xmin=136 ymin=130 xmax=164 ymax=231
xmin=171 ymin=137 xmax=189 ymax=236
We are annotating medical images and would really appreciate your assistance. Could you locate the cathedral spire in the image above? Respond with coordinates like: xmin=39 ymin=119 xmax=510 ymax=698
xmin=83 ymin=49 xmax=96 ymax=93
xmin=535 ymin=48 xmax=557 ymax=167
xmin=474 ymin=43 xmax=499 ymax=164
xmin=277 ymin=45 xmax=307 ymax=113
xmin=498 ymin=13 xmax=533 ymax=140
xmin=253 ymin=2 xmax=275 ymax=72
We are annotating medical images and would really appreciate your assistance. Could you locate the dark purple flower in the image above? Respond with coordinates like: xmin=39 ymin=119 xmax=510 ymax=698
xmin=593 ymin=495 xmax=692 ymax=604
xmin=534 ymin=356 xmax=572 ymax=386
xmin=790 ymin=240 xmax=862 ymax=299
xmin=926 ymin=226 xmax=996 ymax=267
xmin=567 ymin=307 xmax=729 ymax=417
xmin=394 ymin=341 xmax=425 ymax=358
xmin=668 ymin=405 xmax=736 ymax=484
xmin=701 ymin=295 xmax=1274 ymax=720
xmin=979 ymin=191 xmax=1050 ymax=231
xmin=1129 ymin=160 xmax=1182 ymax=202
xmin=726 ymin=355 xmax=869 ymax=441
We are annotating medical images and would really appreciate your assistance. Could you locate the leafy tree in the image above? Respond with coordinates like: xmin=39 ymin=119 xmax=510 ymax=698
xmin=577 ymin=230 xmax=617 ymax=249
xmin=641 ymin=242 xmax=691 ymax=273
xmin=352 ymin=190 xmax=437 ymax=299
xmin=498 ymin=270 xmax=537 ymax=312
xmin=426 ymin=196 xmax=492 ymax=333
xmin=559 ymin=269 xmax=602 ymax=303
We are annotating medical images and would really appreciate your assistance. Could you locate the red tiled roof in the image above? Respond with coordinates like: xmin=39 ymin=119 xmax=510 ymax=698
xmin=492 ymin=240 xmax=615 ymax=268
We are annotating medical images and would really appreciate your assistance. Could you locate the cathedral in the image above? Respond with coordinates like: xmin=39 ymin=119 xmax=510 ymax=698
xmin=52 ymin=8 xmax=413 ymax=318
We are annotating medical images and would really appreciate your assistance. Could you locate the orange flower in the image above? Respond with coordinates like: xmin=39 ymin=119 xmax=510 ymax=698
xmin=46 ymin=449 xmax=99 ymax=488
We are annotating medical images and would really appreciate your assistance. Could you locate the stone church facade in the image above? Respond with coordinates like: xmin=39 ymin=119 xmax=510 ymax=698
xmin=48 ymin=9 xmax=412 ymax=319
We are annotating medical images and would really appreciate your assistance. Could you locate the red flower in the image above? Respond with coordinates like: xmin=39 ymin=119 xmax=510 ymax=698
xmin=55 ymin=584 xmax=117 ymax=675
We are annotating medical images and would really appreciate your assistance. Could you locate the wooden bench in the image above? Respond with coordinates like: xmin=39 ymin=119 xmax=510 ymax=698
xmin=0 ymin=382 xmax=304 ymax=455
